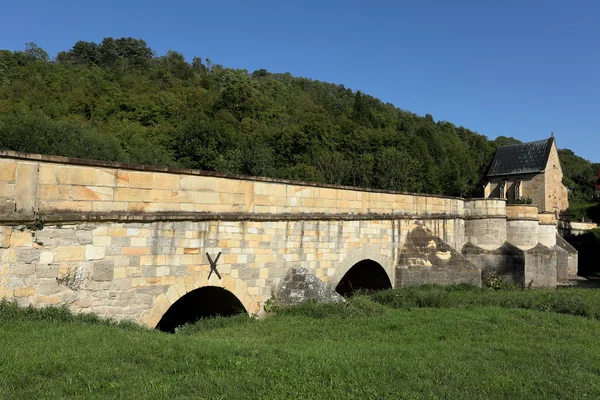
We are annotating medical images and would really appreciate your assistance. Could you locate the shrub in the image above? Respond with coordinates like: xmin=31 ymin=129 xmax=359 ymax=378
xmin=513 ymin=196 xmax=533 ymax=204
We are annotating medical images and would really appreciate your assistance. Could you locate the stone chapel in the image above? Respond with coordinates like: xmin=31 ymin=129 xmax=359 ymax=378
xmin=484 ymin=136 xmax=569 ymax=217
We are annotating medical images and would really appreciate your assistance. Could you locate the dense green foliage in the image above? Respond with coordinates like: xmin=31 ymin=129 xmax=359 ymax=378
xmin=559 ymin=149 xmax=600 ymax=208
xmin=2 ymin=288 xmax=600 ymax=399
xmin=1 ymin=39 xmax=598 ymax=200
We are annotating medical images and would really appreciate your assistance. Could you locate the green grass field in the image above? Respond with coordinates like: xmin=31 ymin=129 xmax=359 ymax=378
xmin=1 ymin=287 xmax=600 ymax=399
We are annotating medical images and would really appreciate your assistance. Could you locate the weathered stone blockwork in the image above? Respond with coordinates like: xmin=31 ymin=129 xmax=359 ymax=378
xmin=0 ymin=151 xmax=464 ymax=224
xmin=1 ymin=218 xmax=427 ymax=326
xmin=0 ymin=151 xmax=574 ymax=326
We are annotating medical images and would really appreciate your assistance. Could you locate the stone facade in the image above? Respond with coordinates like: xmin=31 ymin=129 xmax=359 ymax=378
xmin=0 ymin=150 xmax=576 ymax=327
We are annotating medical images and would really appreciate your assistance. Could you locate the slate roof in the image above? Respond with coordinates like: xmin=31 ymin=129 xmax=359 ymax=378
xmin=487 ymin=138 xmax=554 ymax=177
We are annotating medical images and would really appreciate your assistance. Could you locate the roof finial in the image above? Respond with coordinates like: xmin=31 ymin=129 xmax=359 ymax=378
xmin=551 ymin=131 xmax=554 ymax=138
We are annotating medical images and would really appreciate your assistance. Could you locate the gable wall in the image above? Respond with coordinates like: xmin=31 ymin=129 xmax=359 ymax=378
xmin=544 ymin=141 xmax=569 ymax=214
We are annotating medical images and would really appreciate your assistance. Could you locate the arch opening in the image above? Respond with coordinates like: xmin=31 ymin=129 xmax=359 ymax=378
xmin=156 ymin=286 xmax=247 ymax=333
xmin=335 ymin=259 xmax=392 ymax=297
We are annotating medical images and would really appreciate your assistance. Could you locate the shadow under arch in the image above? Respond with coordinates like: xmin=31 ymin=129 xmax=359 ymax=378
xmin=156 ymin=286 xmax=247 ymax=333
xmin=335 ymin=259 xmax=392 ymax=297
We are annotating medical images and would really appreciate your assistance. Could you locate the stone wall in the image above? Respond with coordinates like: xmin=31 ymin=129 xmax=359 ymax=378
xmin=538 ymin=213 xmax=557 ymax=248
xmin=396 ymin=226 xmax=480 ymax=287
xmin=0 ymin=218 xmax=416 ymax=326
xmin=555 ymin=234 xmax=578 ymax=277
xmin=558 ymin=221 xmax=598 ymax=236
xmin=0 ymin=151 xmax=464 ymax=223
xmin=485 ymin=173 xmax=544 ymax=208
xmin=523 ymin=244 xmax=557 ymax=288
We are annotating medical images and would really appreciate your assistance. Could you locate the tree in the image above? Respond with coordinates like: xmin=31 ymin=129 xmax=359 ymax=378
xmin=24 ymin=42 xmax=49 ymax=62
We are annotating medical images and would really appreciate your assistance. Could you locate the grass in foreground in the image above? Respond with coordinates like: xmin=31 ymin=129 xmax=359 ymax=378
xmin=1 ymin=287 xmax=600 ymax=399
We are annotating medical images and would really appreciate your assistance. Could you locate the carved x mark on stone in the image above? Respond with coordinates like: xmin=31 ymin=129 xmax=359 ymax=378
xmin=206 ymin=252 xmax=222 ymax=280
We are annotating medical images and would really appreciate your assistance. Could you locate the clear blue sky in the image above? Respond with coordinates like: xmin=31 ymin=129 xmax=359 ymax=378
xmin=2 ymin=0 xmax=599 ymax=162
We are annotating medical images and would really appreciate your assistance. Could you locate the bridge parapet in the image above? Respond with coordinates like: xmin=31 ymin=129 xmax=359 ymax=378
xmin=0 ymin=150 xmax=464 ymax=223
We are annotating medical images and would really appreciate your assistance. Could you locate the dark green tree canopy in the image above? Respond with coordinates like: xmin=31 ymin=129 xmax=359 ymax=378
xmin=0 ymin=39 xmax=596 ymax=203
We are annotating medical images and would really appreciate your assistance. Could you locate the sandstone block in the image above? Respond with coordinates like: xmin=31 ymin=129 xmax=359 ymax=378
xmin=92 ymin=260 xmax=114 ymax=281
xmin=109 ymin=230 xmax=129 ymax=241
xmin=153 ymin=174 xmax=180 ymax=190
xmin=129 ymin=172 xmax=153 ymax=189
xmin=56 ymin=166 xmax=96 ymax=185
xmin=1 ymin=249 xmax=17 ymax=263
xmin=15 ymin=163 xmax=38 ymax=214
xmin=11 ymin=262 xmax=36 ymax=275
xmin=114 ymin=268 xmax=127 ymax=279
xmin=142 ymin=189 xmax=172 ymax=202
xmin=10 ymin=231 xmax=33 ymax=247
xmin=180 ymin=176 xmax=217 ymax=191
xmin=85 ymin=245 xmax=106 ymax=260
xmin=56 ymin=246 xmax=86 ymax=262
xmin=122 ymin=247 xmax=149 ymax=256
xmin=116 ymin=171 xmax=130 ymax=187
xmin=259 ymin=268 xmax=269 ymax=279
xmin=16 ymin=248 xmax=39 ymax=264
xmin=114 ymin=188 xmax=145 ymax=202
xmin=96 ymin=170 xmax=117 ymax=186
xmin=69 ymin=186 xmax=113 ymax=201
xmin=92 ymin=201 xmax=127 ymax=212
xmin=92 ymin=235 xmax=111 ymax=247
xmin=0 ymin=182 xmax=15 ymax=200
xmin=0 ymin=160 xmax=16 ymax=182
xmin=76 ymin=231 xmax=93 ymax=245
xmin=35 ymin=264 xmax=56 ymax=278
xmin=130 ymin=237 xmax=147 ymax=247
xmin=144 ymin=203 xmax=179 ymax=212
xmin=170 ymin=191 xmax=195 ymax=203
xmin=34 ymin=295 xmax=60 ymax=305
xmin=37 ymin=279 xmax=61 ymax=295
xmin=0 ymin=234 xmax=9 ymax=249
xmin=14 ymin=287 xmax=35 ymax=297
xmin=41 ymin=200 xmax=93 ymax=213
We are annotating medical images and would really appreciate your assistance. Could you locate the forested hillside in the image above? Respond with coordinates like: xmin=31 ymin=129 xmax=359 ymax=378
xmin=0 ymin=38 xmax=598 ymax=203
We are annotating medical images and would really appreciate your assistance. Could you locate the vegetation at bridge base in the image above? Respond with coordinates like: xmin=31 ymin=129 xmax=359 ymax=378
xmin=1 ymin=39 xmax=599 ymax=201
xmin=2 ymin=287 xmax=600 ymax=399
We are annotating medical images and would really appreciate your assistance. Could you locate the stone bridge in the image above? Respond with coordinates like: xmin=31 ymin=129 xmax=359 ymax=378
xmin=0 ymin=151 xmax=576 ymax=330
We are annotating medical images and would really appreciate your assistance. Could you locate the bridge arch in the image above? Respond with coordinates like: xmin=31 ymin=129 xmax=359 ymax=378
xmin=331 ymin=247 xmax=394 ymax=296
xmin=139 ymin=272 xmax=262 ymax=329
xmin=156 ymin=286 xmax=247 ymax=332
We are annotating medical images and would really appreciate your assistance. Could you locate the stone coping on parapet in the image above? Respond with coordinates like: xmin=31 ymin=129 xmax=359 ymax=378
xmin=505 ymin=204 xmax=539 ymax=222
xmin=0 ymin=150 xmax=464 ymax=201
xmin=463 ymin=197 xmax=507 ymax=202
xmin=463 ymin=215 xmax=507 ymax=221
xmin=538 ymin=212 xmax=558 ymax=226
xmin=0 ymin=211 xmax=466 ymax=225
